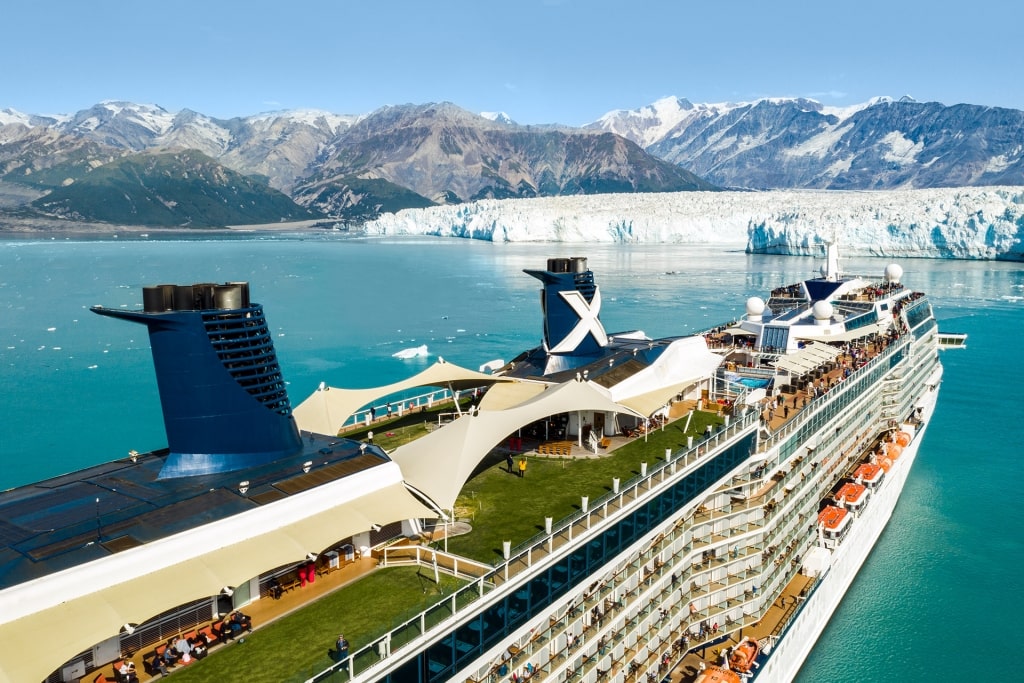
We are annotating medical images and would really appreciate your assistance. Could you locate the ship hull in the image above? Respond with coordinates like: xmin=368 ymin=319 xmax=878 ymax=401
xmin=753 ymin=372 xmax=940 ymax=682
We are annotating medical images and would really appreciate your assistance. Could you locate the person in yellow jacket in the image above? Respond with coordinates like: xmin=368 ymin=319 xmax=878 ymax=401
xmin=517 ymin=457 xmax=527 ymax=478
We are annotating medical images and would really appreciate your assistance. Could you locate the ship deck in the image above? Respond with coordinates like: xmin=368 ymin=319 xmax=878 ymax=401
xmin=71 ymin=332 xmax=896 ymax=683
xmin=665 ymin=573 xmax=815 ymax=682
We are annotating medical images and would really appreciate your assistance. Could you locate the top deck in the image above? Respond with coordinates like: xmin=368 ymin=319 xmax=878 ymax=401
xmin=0 ymin=434 xmax=388 ymax=589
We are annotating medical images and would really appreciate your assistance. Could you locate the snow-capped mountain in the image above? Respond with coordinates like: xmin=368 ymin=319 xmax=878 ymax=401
xmin=0 ymin=101 xmax=358 ymax=194
xmin=292 ymin=102 xmax=712 ymax=218
xmin=1 ymin=97 xmax=1021 ymax=228
xmin=362 ymin=186 xmax=1024 ymax=260
xmin=589 ymin=96 xmax=1024 ymax=190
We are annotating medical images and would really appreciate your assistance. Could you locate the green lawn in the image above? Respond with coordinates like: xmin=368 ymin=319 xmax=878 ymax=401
xmin=164 ymin=567 xmax=464 ymax=683
xmin=446 ymin=410 xmax=723 ymax=563
xmin=162 ymin=409 xmax=722 ymax=682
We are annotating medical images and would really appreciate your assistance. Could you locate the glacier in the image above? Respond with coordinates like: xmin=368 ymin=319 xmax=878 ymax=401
xmin=361 ymin=186 xmax=1024 ymax=260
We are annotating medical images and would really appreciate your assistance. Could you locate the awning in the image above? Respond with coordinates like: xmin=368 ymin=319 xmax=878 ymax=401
xmin=390 ymin=379 xmax=643 ymax=509
xmin=0 ymin=464 xmax=436 ymax=683
xmin=610 ymin=336 xmax=724 ymax=415
xmin=293 ymin=359 xmax=514 ymax=436
xmin=772 ymin=342 xmax=841 ymax=376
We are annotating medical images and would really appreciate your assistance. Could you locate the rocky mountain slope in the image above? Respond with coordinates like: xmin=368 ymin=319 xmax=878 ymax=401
xmin=292 ymin=102 xmax=714 ymax=217
xmin=590 ymin=96 xmax=1024 ymax=190
xmin=0 ymin=101 xmax=714 ymax=226
xmin=1 ymin=95 xmax=1021 ymax=228
xmin=30 ymin=150 xmax=319 ymax=228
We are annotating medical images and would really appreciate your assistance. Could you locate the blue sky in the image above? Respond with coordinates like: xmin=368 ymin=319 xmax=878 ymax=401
xmin=4 ymin=0 xmax=1021 ymax=125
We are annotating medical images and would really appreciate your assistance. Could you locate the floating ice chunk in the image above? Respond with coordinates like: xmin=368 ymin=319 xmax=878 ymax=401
xmin=392 ymin=344 xmax=429 ymax=359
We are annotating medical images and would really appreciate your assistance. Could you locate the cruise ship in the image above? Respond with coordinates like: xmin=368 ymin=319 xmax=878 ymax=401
xmin=0 ymin=246 xmax=960 ymax=683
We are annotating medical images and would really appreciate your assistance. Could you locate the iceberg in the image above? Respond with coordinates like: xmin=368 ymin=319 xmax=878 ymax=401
xmin=361 ymin=187 xmax=1024 ymax=260
xmin=392 ymin=344 xmax=430 ymax=360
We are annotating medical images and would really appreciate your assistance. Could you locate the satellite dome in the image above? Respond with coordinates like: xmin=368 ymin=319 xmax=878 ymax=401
xmin=884 ymin=263 xmax=904 ymax=283
xmin=745 ymin=297 xmax=766 ymax=317
xmin=812 ymin=300 xmax=833 ymax=323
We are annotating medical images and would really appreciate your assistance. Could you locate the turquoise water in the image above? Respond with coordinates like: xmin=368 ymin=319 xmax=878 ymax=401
xmin=1 ymin=235 xmax=1021 ymax=681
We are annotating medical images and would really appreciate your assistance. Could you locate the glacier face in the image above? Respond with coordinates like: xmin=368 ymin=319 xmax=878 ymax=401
xmin=361 ymin=187 xmax=1024 ymax=260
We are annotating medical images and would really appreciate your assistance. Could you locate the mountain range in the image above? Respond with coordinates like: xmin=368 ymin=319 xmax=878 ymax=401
xmin=0 ymin=96 xmax=1021 ymax=228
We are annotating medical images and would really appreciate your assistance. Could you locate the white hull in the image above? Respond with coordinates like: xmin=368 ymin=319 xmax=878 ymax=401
xmin=752 ymin=379 xmax=940 ymax=682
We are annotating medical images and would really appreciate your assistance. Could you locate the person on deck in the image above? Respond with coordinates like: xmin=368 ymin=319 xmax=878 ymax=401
xmin=336 ymin=634 xmax=350 ymax=661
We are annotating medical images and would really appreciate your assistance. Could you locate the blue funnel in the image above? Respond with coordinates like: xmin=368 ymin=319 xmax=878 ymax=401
xmin=92 ymin=282 xmax=301 ymax=478
xmin=524 ymin=257 xmax=609 ymax=358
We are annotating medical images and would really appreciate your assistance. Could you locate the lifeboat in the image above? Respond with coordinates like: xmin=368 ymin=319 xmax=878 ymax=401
xmin=876 ymin=456 xmax=893 ymax=473
xmin=853 ymin=462 xmax=884 ymax=488
xmin=818 ymin=505 xmax=847 ymax=530
xmin=835 ymin=481 xmax=868 ymax=509
xmin=887 ymin=443 xmax=903 ymax=460
xmin=895 ymin=431 xmax=911 ymax=447
xmin=728 ymin=637 xmax=760 ymax=673
xmin=695 ymin=665 xmax=741 ymax=683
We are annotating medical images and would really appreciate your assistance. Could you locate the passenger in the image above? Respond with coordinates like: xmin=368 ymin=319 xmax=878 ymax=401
xmin=335 ymin=633 xmax=350 ymax=661
xmin=160 ymin=641 xmax=178 ymax=667
xmin=150 ymin=655 xmax=169 ymax=676
xmin=229 ymin=610 xmax=253 ymax=634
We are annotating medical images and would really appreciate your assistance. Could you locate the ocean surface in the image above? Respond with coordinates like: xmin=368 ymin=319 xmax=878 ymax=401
xmin=1 ymin=234 xmax=1021 ymax=681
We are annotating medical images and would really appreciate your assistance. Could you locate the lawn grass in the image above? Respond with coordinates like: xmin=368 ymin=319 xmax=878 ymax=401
xmin=164 ymin=567 xmax=465 ymax=683
xmin=160 ymin=410 xmax=722 ymax=682
xmin=446 ymin=410 xmax=723 ymax=563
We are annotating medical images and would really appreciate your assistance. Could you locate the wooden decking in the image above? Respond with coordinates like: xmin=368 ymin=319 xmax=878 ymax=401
xmin=84 ymin=556 xmax=379 ymax=683
xmin=664 ymin=573 xmax=816 ymax=683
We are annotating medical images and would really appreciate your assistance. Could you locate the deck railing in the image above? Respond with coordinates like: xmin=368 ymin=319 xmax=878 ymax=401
xmin=306 ymin=408 xmax=759 ymax=682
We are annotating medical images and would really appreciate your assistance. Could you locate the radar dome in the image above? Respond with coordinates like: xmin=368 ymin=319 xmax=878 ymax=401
xmin=812 ymin=300 xmax=833 ymax=323
xmin=884 ymin=263 xmax=904 ymax=283
xmin=745 ymin=297 xmax=766 ymax=317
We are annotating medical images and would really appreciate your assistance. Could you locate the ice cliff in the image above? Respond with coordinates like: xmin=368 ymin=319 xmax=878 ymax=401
xmin=362 ymin=186 xmax=1024 ymax=260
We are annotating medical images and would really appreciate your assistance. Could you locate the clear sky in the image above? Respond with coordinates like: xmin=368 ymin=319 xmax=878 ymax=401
xmin=3 ymin=0 xmax=1021 ymax=125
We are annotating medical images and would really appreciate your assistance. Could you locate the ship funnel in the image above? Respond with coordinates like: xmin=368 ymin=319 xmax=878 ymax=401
xmin=524 ymin=257 xmax=609 ymax=360
xmin=92 ymin=282 xmax=301 ymax=478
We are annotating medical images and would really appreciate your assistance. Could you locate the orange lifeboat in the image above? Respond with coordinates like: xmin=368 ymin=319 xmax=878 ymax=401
xmin=835 ymin=482 xmax=868 ymax=507
xmin=876 ymin=456 xmax=893 ymax=473
xmin=854 ymin=462 xmax=883 ymax=487
xmin=695 ymin=665 xmax=741 ymax=683
xmin=728 ymin=637 xmax=760 ymax=673
xmin=818 ymin=505 xmax=848 ymax=530
xmin=895 ymin=431 xmax=911 ymax=447
xmin=887 ymin=443 xmax=903 ymax=460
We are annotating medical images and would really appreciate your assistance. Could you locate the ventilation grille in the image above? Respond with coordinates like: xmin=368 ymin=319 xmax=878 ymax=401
xmin=203 ymin=307 xmax=292 ymax=416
